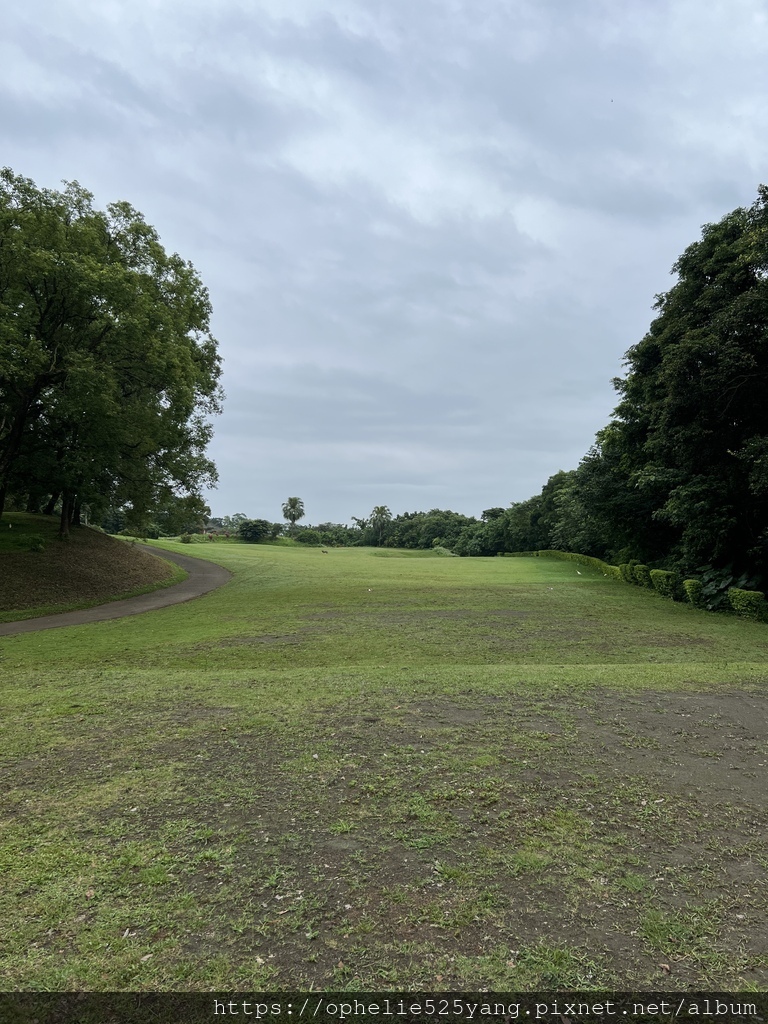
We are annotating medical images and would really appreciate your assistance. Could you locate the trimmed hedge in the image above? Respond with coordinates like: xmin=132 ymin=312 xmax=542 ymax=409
xmin=650 ymin=569 xmax=678 ymax=599
xmin=683 ymin=579 xmax=703 ymax=607
xmin=513 ymin=548 xmax=764 ymax=622
xmin=633 ymin=564 xmax=652 ymax=588
xmin=536 ymin=550 xmax=619 ymax=578
xmin=728 ymin=588 xmax=768 ymax=622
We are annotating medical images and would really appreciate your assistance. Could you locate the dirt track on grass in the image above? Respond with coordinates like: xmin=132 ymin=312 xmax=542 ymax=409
xmin=0 ymin=546 xmax=231 ymax=636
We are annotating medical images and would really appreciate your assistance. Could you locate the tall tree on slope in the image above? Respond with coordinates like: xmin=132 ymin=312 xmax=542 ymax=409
xmin=604 ymin=185 xmax=768 ymax=579
xmin=0 ymin=168 xmax=223 ymax=534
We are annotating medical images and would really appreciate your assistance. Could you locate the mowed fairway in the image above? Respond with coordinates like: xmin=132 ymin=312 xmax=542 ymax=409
xmin=2 ymin=542 xmax=767 ymax=991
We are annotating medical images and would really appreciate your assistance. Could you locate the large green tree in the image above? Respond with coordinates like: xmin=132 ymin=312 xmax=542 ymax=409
xmin=598 ymin=185 xmax=768 ymax=579
xmin=0 ymin=168 xmax=223 ymax=534
xmin=369 ymin=505 xmax=392 ymax=546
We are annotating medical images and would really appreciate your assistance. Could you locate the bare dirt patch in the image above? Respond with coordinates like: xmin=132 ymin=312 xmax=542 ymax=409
xmin=4 ymin=685 xmax=766 ymax=990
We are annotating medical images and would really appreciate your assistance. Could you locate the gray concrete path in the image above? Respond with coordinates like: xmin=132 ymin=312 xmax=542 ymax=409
xmin=0 ymin=545 xmax=232 ymax=637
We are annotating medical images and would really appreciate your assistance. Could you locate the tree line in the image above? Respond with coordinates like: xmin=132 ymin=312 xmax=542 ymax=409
xmin=519 ymin=185 xmax=768 ymax=592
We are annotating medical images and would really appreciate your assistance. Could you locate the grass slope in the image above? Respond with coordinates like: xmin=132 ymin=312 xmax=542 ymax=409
xmin=1 ymin=542 xmax=767 ymax=992
xmin=0 ymin=514 xmax=186 ymax=622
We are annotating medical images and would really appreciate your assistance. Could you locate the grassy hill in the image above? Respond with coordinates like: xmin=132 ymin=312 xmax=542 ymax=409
xmin=0 ymin=513 xmax=185 ymax=622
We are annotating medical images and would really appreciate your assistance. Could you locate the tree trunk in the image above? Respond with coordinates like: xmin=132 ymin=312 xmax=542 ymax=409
xmin=43 ymin=492 xmax=60 ymax=515
xmin=72 ymin=498 xmax=82 ymax=527
xmin=59 ymin=490 xmax=72 ymax=538
xmin=0 ymin=397 xmax=36 ymax=511
xmin=26 ymin=492 xmax=43 ymax=514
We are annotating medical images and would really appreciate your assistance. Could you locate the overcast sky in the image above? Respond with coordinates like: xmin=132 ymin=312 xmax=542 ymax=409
xmin=3 ymin=0 xmax=767 ymax=525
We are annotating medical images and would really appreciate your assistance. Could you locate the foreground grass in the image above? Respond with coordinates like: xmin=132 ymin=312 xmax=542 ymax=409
xmin=1 ymin=543 xmax=767 ymax=990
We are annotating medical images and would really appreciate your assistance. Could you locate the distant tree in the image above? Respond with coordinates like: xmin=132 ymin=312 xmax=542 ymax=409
xmin=281 ymin=497 xmax=305 ymax=532
xmin=101 ymin=493 xmax=210 ymax=538
xmin=154 ymin=493 xmax=211 ymax=537
xmin=222 ymin=513 xmax=248 ymax=531
xmin=369 ymin=505 xmax=392 ymax=546
xmin=238 ymin=518 xmax=272 ymax=543
xmin=295 ymin=528 xmax=322 ymax=545
xmin=315 ymin=522 xmax=358 ymax=546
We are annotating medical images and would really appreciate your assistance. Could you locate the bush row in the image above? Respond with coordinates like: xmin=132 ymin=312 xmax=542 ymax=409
xmin=537 ymin=550 xmax=621 ymax=579
xmin=522 ymin=550 xmax=767 ymax=622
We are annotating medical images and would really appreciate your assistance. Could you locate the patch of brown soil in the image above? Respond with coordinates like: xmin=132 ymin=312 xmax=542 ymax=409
xmin=0 ymin=526 xmax=174 ymax=611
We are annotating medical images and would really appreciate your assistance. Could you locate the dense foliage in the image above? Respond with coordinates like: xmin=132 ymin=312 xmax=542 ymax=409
xmin=473 ymin=187 xmax=768 ymax=589
xmin=237 ymin=518 xmax=281 ymax=543
xmin=0 ymin=168 xmax=223 ymax=536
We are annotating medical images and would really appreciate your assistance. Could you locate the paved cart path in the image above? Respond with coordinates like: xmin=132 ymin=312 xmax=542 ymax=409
xmin=0 ymin=545 xmax=232 ymax=636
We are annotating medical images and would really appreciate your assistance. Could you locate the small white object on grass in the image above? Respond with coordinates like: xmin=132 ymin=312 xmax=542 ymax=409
xmin=576 ymin=570 xmax=582 ymax=575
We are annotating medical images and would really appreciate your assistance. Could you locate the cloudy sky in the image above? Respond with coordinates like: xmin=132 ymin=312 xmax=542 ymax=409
xmin=3 ymin=0 xmax=767 ymax=525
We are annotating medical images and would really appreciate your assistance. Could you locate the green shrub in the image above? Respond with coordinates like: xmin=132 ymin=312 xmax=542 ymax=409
xmin=728 ymin=588 xmax=768 ymax=622
xmin=633 ymin=564 xmax=652 ymax=588
xmin=698 ymin=565 xmax=754 ymax=611
xmin=295 ymin=529 xmax=322 ymax=545
xmin=28 ymin=534 xmax=46 ymax=552
xmin=238 ymin=518 xmax=272 ymax=543
xmin=180 ymin=534 xmax=192 ymax=544
xmin=650 ymin=569 xmax=678 ymax=599
xmin=683 ymin=579 xmax=703 ymax=607
xmin=619 ymin=563 xmax=634 ymax=584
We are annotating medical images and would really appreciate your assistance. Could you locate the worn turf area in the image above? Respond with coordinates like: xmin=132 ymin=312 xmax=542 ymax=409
xmin=0 ymin=514 xmax=185 ymax=622
xmin=1 ymin=543 xmax=767 ymax=990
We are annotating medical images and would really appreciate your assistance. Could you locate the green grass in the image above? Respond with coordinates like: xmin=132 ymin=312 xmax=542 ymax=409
xmin=4 ymin=539 xmax=768 ymax=673
xmin=1 ymin=542 xmax=767 ymax=991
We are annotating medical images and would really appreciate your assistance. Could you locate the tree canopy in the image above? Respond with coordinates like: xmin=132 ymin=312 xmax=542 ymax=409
xmin=607 ymin=186 xmax=768 ymax=578
xmin=0 ymin=168 xmax=223 ymax=534
xmin=281 ymin=497 xmax=305 ymax=530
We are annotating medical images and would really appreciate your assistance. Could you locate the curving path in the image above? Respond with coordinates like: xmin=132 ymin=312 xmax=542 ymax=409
xmin=0 ymin=545 xmax=232 ymax=637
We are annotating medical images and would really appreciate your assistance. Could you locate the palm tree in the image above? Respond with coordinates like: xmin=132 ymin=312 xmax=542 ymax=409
xmin=281 ymin=497 xmax=305 ymax=533
xmin=369 ymin=505 xmax=392 ymax=546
